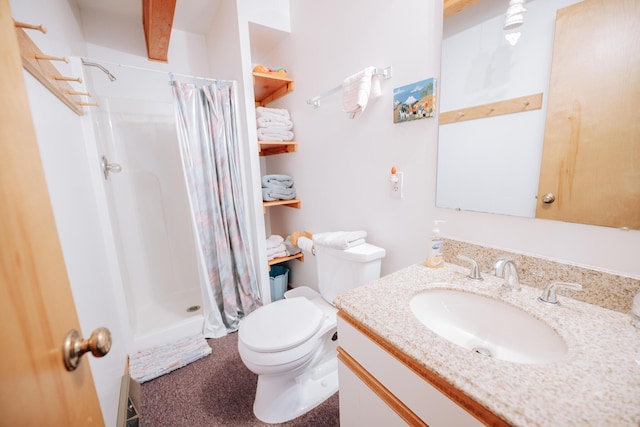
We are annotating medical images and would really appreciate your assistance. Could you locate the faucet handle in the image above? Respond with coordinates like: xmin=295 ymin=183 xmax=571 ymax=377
xmin=538 ymin=282 xmax=582 ymax=305
xmin=457 ymin=255 xmax=483 ymax=281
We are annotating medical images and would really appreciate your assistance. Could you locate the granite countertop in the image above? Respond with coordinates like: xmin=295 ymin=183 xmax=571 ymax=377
xmin=334 ymin=262 xmax=640 ymax=426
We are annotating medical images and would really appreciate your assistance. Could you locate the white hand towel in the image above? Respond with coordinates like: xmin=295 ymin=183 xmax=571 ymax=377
xmin=342 ymin=66 xmax=380 ymax=119
xmin=257 ymin=128 xmax=294 ymax=142
xmin=257 ymin=115 xmax=294 ymax=130
xmin=266 ymin=234 xmax=284 ymax=249
xmin=256 ymin=106 xmax=290 ymax=118
xmin=313 ymin=230 xmax=368 ymax=250
xmin=267 ymin=243 xmax=287 ymax=258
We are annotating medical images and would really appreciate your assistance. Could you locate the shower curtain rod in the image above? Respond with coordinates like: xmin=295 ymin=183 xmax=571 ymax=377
xmin=78 ymin=57 xmax=234 ymax=84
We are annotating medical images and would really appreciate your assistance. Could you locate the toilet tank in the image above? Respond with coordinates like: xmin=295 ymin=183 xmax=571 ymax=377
xmin=315 ymin=243 xmax=386 ymax=304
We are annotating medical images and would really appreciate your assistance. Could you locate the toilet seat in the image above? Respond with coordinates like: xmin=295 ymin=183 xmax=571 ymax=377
xmin=239 ymin=297 xmax=323 ymax=353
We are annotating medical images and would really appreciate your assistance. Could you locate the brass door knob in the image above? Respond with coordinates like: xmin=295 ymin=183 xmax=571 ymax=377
xmin=63 ymin=327 xmax=112 ymax=371
xmin=542 ymin=193 xmax=556 ymax=204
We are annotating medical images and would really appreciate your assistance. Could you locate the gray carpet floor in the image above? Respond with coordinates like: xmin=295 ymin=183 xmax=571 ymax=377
xmin=140 ymin=331 xmax=340 ymax=426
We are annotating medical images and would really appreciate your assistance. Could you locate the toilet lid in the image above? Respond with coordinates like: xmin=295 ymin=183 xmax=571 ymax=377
xmin=239 ymin=297 xmax=323 ymax=353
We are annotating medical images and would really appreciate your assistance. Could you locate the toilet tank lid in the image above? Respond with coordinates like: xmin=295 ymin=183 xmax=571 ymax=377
xmin=238 ymin=297 xmax=323 ymax=353
xmin=316 ymin=242 xmax=386 ymax=262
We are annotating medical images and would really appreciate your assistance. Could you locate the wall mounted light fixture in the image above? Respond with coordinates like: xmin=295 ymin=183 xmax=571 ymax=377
xmin=504 ymin=0 xmax=527 ymax=30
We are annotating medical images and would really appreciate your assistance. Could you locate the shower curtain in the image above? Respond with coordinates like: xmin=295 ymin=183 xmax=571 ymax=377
xmin=172 ymin=79 xmax=260 ymax=338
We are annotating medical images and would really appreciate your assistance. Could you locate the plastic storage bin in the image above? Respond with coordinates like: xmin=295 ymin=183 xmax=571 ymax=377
xmin=269 ymin=265 xmax=289 ymax=301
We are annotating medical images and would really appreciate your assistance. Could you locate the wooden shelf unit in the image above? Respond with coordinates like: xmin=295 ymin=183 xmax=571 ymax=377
xmin=254 ymin=71 xmax=300 ymax=269
xmin=253 ymin=72 xmax=294 ymax=107
xmin=268 ymin=252 xmax=304 ymax=268
xmin=258 ymin=141 xmax=298 ymax=156
xmin=262 ymin=198 xmax=301 ymax=213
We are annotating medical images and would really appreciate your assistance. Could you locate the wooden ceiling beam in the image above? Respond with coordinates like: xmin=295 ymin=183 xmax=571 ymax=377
xmin=443 ymin=0 xmax=483 ymax=18
xmin=142 ymin=0 xmax=176 ymax=62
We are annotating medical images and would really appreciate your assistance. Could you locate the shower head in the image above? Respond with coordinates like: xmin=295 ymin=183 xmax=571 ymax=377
xmin=81 ymin=59 xmax=117 ymax=82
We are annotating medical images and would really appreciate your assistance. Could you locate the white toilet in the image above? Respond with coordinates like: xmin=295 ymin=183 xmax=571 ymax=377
xmin=238 ymin=241 xmax=386 ymax=424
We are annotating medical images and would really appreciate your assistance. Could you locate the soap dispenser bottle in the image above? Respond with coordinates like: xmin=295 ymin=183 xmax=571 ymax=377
xmin=425 ymin=220 xmax=445 ymax=268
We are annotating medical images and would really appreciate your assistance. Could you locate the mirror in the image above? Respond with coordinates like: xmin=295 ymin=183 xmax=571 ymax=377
xmin=436 ymin=0 xmax=640 ymax=230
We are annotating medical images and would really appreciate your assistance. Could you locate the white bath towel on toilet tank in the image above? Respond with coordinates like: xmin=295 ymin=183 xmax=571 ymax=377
xmin=313 ymin=230 xmax=367 ymax=250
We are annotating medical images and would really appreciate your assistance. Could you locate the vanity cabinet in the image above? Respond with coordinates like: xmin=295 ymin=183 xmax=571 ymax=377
xmin=337 ymin=313 xmax=485 ymax=427
xmin=252 ymin=71 xmax=303 ymax=268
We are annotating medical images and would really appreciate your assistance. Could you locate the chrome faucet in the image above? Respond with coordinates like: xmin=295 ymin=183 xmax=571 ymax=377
xmin=457 ymin=255 xmax=483 ymax=281
xmin=490 ymin=257 xmax=521 ymax=291
xmin=538 ymin=282 xmax=583 ymax=305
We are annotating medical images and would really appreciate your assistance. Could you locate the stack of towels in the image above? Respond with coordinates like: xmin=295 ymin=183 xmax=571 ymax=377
xmin=256 ymin=106 xmax=294 ymax=141
xmin=266 ymin=234 xmax=301 ymax=260
xmin=313 ymin=230 xmax=367 ymax=249
xmin=128 ymin=334 xmax=212 ymax=383
xmin=262 ymin=174 xmax=296 ymax=201
xmin=342 ymin=66 xmax=383 ymax=119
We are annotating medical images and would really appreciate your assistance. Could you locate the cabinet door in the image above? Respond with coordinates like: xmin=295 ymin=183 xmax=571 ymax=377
xmin=338 ymin=316 xmax=484 ymax=427
xmin=338 ymin=359 xmax=409 ymax=427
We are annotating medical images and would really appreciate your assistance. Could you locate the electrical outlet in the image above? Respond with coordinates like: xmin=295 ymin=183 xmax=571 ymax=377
xmin=390 ymin=171 xmax=403 ymax=199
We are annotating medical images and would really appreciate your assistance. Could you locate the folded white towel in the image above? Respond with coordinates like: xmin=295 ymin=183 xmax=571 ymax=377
xmin=342 ymin=66 xmax=382 ymax=119
xmin=266 ymin=234 xmax=284 ymax=249
xmin=267 ymin=243 xmax=287 ymax=258
xmin=257 ymin=115 xmax=294 ymax=130
xmin=268 ymin=250 xmax=288 ymax=260
xmin=313 ymin=230 xmax=368 ymax=250
xmin=258 ymin=128 xmax=294 ymax=142
xmin=256 ymin=106 xmax=290 ymax=118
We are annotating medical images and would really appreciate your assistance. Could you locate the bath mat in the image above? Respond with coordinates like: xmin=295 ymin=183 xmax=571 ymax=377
xmin=128 ymin=334 xmax=212 ymax=383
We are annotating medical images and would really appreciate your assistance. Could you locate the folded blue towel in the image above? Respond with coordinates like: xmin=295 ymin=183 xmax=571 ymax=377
xmin=262 ymin=174 xmax=294 ymax=188
xmin=262 ymin=187 xmax=296 ymax=201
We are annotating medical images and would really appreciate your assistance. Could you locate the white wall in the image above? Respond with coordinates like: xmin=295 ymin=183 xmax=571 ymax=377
xmin=254 ymin=0 xmax=639 ymax=288
xmin=256 ymin=0 xmax=444 ymax=288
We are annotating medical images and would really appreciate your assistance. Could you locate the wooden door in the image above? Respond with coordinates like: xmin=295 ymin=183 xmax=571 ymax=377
xmin=0 ymin=1 xmax=104 ymax=425
xmin=536 ymin=0 xmax=640 ymax=229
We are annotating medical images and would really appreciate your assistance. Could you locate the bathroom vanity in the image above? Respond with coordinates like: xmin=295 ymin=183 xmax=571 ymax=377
xmin=334 ymin=263 xmax=640 ymax=426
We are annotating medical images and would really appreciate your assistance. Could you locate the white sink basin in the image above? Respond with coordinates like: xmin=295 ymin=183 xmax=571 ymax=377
xmin=410 ymin=288 xmax=568 ymax=364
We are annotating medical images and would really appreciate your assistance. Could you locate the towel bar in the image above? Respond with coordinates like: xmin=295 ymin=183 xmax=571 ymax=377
xmin=307 ymin=66 xmax=392 ymax=108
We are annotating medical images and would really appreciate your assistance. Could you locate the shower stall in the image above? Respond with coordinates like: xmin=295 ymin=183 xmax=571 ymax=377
xmin=81 ymin=60 xmax=205 ymax=351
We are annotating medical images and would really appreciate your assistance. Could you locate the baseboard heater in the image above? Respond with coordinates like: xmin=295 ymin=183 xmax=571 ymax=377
xmin=117 ymin=375 xmax=141 ymax=426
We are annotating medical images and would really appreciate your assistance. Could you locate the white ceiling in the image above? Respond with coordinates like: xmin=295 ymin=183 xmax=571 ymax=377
xmin=74 ymin=0 xmax=221 ymax=34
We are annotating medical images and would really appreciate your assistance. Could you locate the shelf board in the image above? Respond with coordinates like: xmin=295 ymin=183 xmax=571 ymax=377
xmin=258 ymin=141 xmax=298 ymax=156
xmin=262 ymin=199 xmax=301 ymax=213
xmin=253 ymin=72 xmax=294 ymax=107
xmin=268 ymin=252 xmax=304 ymax=268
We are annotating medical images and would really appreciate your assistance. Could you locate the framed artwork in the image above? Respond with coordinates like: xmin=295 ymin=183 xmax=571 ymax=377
xmin=393 ymin=77 xmax=436 ymax=123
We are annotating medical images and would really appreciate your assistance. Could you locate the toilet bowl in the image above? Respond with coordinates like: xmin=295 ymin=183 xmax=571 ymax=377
xmin=238 ymin=241 xmax=385 ymax=424
xmin=238 ymin=291 xmax=338 ymax=423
